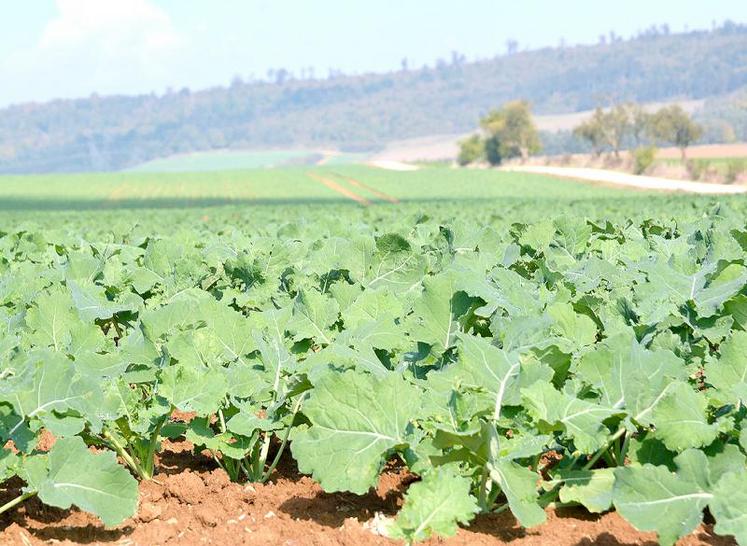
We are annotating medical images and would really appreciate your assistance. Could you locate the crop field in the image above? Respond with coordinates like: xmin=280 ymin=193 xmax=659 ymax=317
xmin=126 ymin=149 xmax=368 ymax=173
xmin=0 ymin=166 xmax=624 ymax=211
xmin=1 ymin=166 xmax=747 ymax=545
xmin=126 ymin=149 xmax=326 ymax=173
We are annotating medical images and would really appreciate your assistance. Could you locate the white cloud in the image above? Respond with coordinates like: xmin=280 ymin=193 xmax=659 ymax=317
xmin=1 ymin=0 xmax=184 ymax=105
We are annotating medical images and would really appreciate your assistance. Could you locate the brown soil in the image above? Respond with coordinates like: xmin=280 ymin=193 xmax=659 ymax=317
xmin=0 ymin=440 xmax=735 ymax=546
xmin=655 ymin=143 xmax=747 ymax=160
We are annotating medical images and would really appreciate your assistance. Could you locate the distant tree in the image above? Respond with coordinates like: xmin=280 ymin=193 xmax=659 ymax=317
xmin=649 ymin=105 xmax=703 ymax=160
xmin=600 ymin=104 xmax=631 ymax=158
xmin=457 ymin=135 xmax=484 ymax=166
xmin=479 ymin=100 xmax=541 ymax=163
xmin=400 ymin=57 xmax=409 ymax=71
xmin=483 ymin=134 xmax=503 ymax=166
xmin=627 ymin=103 xmax=652 ymax=146
xmin=573 ymin=109 xmax=607 ymax=156
xmin=506 ymin=39 xmax=518 ymax=56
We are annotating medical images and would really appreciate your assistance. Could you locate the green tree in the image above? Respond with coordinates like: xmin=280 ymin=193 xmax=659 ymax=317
xmin=479 ymin=100 xmax=541 ymax=164
xmin=600 ymin=104 xmax=631 ymax=159
xmin=457 ymin=135 xmax=485 ymax=166
xmin=627 ymin=103 xmax=652 ymax=146
xmin=649 ymin=105 xmax=703 ymax=161
xmin=573 ymin=108 xmax=606 ymax=157
xmin=483 ymin=134 xmax=503 ymax=166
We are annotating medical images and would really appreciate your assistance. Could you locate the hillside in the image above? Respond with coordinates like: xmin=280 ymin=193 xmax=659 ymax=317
xmin=0 ymin=23 xmax=745 ymax=173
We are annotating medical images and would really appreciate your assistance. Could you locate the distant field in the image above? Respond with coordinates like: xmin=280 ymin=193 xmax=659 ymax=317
xmin=126 ymin=149 xmax=363 ymax=173
xmin=655 ymin=143 xmax=747 ymax=160
xmin=0 ymin=165 xmax=626 ymax=212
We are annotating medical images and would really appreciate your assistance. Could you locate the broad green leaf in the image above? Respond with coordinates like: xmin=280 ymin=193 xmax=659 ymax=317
xmin=0 ymin=448 xmax=18 ymax=481
xmin=522 ymin=381 xmax=618 ymax=453
xmin=436 ymin=333 xmax=521 ymax=417
xmin=576 ymin=332 xmax=685 ymax=423
xmin=652 ymin=382 xmax=719 ymax=451
xmin=288 ymin=289 xmax=339 ymax=345
xmin=186 ymin=417 xmax=257 ymax=460
xmin=710 ymin=471 xmax=747 ymax=545
xmin=613 ymin=464 xmax=710 ymax=546
xmin=68 ymin=280 xmax=134 ymax=322
xmin=724 ymin=294 xmax=747 ymax=330
xmin=24 ymin=288 xmax=77 ymax=351
xmin=7 ymin=352 xmax=93 ymax=431
xmin=409 ymin=272 xmax=472 ymax=354
xmin=37 ymin=437 xmax=138 ymax=526
xmin=546 ymin=302 xmax=597 ymax=349
xmin=159 ymin=363 xmax=228 ymax=415
xmin=488 ymin=459 xmax=546 ymax=527
xmin=290 ymin=371 xmax=420 ymax=494
xmin=390 ymin=466 xmax=479 ymax=542
xmin=203 ymin=300 xmax=257 ymax=363
xmin=552 ymin=468 xmax=614 ymax=513
xmin=705 ymin=331 xmax=747 ymax=403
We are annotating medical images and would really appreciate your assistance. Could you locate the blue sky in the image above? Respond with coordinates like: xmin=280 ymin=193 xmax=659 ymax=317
xmin=0 ymin=0 xmax=745 ymax=107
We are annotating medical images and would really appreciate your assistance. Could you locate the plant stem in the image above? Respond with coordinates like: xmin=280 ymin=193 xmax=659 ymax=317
xmin=618 ymin=432 xmax=631 ymax=463
xmin=582 ymin=427 xmax=626 ymax=471
xmin=260 ymin=395 xmax=306 ymax=483
xmin=142 ymin=413 xmax=170 ymax=480
xmin=103 ymin=430 xmax=146 ymax=480
xmin=477 ymin=467 xmax=490 ymax=511
xmin=0 ymin=491 xmax=37 ymax=516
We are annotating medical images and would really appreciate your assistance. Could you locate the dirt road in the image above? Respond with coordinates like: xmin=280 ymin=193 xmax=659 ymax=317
xmin=504 ymin=165 xmax=747 ymax=195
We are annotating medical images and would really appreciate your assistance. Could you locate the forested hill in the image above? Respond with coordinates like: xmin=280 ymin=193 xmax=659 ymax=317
xmin=1 ymin=23 xmax=745 ymax=173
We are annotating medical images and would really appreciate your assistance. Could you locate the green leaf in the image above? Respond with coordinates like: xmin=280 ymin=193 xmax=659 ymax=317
xmin=724 ymin=294 xmax=747 ymax=330
xmin=546 ymin=302 xmax=597 ymax=349
xmin=436 ymin=333 xmax=521 ymax=417
xmin=522 ymin=381 xmax=618 ymax=453
xmin=488 ymin=459 xmax=546 ymax=527
xmin=553 ymin=468 xmax=614 ymax=513
xmin=576 ymin=331 xmax=685 ymax=423
xmin=705 ymin=331 xmax=747 ymax=404
xmin=24 ymin=288 xmax=77 ymax=351
xmin=37 ymin=437 xmax=138 ymax=526
xmin=288 ymin=289 xmax=339 ymax=345
xmin=652 ymin=382 xmax=719 ymax=451
xmin=186 ymin=417 xmax=257 ymax=460
xmin=159 ymin=363 xmax=228 ymax=415
xmin=390 ymin=466 xmax=479 ymax=542
xmin=68 ymin=280 xmax=133 ymax=322
xmin=290 ymin=371 xmax=420 ymax=494
xmin=0 ymin=448 xmax=18 ymax=481
xmin=613 ymin=464 xmax=710 ymax=546
xmin=409 ymin=272 xmax=472 ymax=354
xmin=710 ymin=471 xmax=747 ymax=545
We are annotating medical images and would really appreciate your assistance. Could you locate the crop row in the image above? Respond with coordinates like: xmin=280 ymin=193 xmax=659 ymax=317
xmin=1 ymin=208 xmax=747 ymax=544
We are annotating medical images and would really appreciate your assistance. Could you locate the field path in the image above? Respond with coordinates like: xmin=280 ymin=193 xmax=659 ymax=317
xmin=307 ymin=173 xmax=371 ymax=205
xmin=331 ymin=173 xmax=400 ymax=203
xmin=504 ymin=165 xmax=747 ymax=195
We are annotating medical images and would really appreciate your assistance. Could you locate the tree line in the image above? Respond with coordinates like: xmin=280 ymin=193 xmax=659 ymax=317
xmin=572 ymin=103 xmax=702 ymax=161
xmin=458 ymin=101 xmax=703 ymax=172
xmin=0 ymin=24 xmax=744 ymax=173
